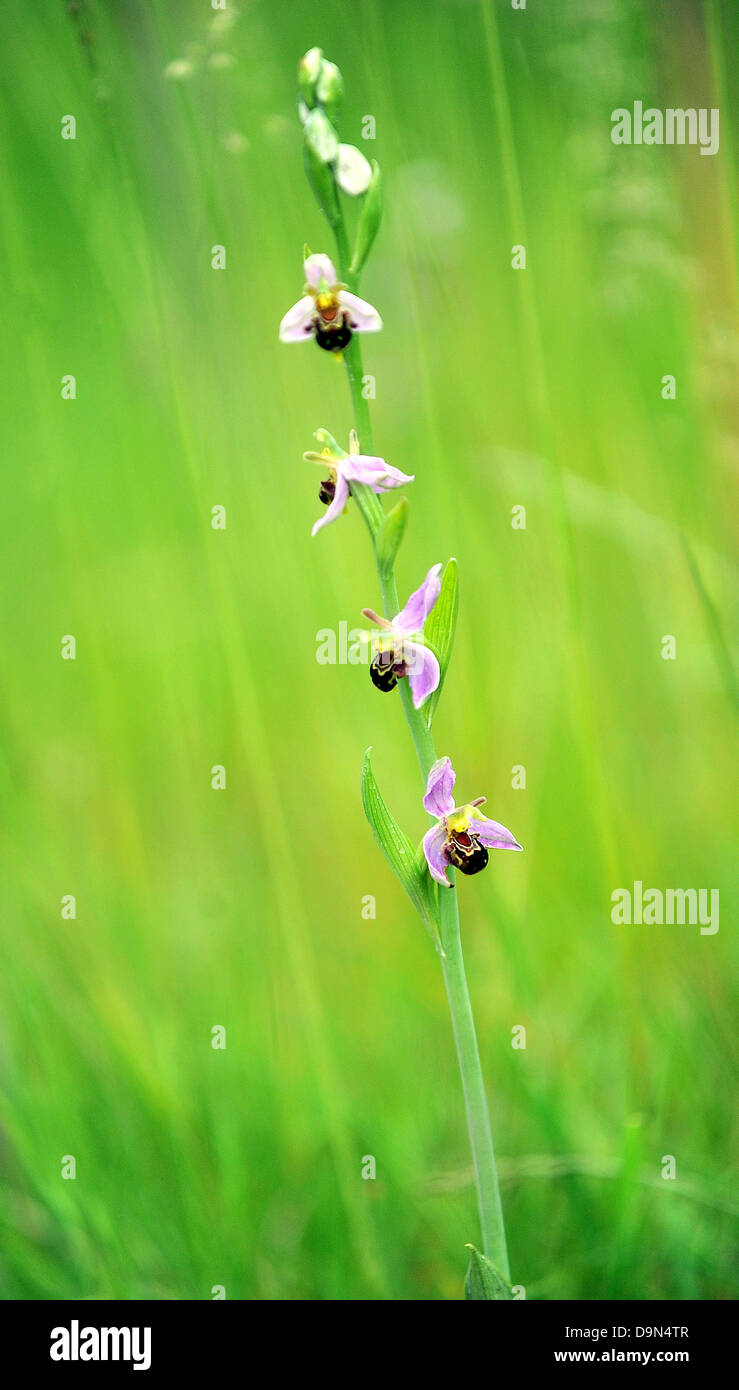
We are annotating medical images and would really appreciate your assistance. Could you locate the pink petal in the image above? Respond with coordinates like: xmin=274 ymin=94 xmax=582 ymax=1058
xmin=423 ymin=757 xmax=456 ymax=818
xmin=304 ymin=253 xmax=337 ymax=288
xmin=404 ymin=641 xmax=440 ymax=709
xmin=338 ymin=290 xmax=382 ymax=333
xmin=343 ymin=454 xmax=390 ymax=481
xmin=344 ymin=455 xmax=414 ymax=491
xmin=371 ymin=462 xmax=415 ymax=491
xmin=423 ymin=823 xmax=452 ymax=887
xmin=393 ymin=563 xmax=442 ymax=633
xmin=279 ymin=296 xmax=316 ymax=343
xmin=468 ymin=817 xmax=522 ymax=851
xmin=311 ymin=473 xmax=350 ymax=535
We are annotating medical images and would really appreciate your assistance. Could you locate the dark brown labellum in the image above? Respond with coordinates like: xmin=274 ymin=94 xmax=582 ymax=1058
xmin=315 ymin=313 xmax=353 ymax=352
xmin=447 ymin=831 xmax=489 ymax=876
xmin=369 ymin=650 xmax=403 ymax=693
xmin=318 ymin=478 xmax=336 ymax=505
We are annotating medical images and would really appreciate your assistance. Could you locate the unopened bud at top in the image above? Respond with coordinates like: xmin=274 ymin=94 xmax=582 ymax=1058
xmin=316 ymin=58 xmax=344 ymax=123
xmin=298 ymin=46 xmax=323 ymax=109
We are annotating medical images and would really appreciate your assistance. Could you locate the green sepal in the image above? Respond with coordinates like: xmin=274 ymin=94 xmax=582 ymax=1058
xmin=312 ymin=428 xmax=347 ymax=459
xmin=422 ymin=558 xmax=459 ymax=728
xmin=375 ymin=497 xmax=408 ymax=579
xmin=350 ymin=161 xmax=383 ymax=276
xmin=464 ymin=1245 xmax=514 ymax=1300
xmin=361 ymin=749 xmax=439 ymax=943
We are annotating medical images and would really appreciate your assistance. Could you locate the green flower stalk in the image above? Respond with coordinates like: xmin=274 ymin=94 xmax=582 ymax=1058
xmin=281 ymin=50 xmax=523 ymax=1298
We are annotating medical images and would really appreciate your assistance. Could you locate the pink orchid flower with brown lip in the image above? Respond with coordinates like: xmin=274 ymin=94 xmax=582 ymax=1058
xmin=361 ymin=563 xmax=442 ymax=709
xmin=279 ymin=252 xmax=382 ymax=352
xmin=305 ymin=429 xmax=414 ymax=536
xmin=422 ymin=756 xmax=523 ymax=886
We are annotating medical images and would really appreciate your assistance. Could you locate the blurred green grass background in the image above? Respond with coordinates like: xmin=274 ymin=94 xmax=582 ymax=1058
xmin=0 ymin=0 xmax=737 ymax=1299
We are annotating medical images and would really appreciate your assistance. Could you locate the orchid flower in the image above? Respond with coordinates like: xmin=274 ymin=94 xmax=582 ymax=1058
xmin=361 ymin=563 xmax=442 ymax=709
xmin=279 ymin=252 xmax=382 ymax=352
xmin=422 ymin=756 xmax=522 ymax=886
xmin=304 ymin=428 xmax=414 ymax=536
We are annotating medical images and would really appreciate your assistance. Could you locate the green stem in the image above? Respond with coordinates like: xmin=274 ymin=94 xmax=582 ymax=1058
xmin=333 ymin=218 xmax=376 ymax=454
xmin=439 ymin=884 xmax=510 ymax=1277
xmin=343 ymin=337 xmax=375 ymax=453
xmin=329 ymin=201 xmax=510 ymax=1276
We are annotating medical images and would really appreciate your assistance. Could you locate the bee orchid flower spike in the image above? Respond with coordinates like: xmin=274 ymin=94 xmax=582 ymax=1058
xmin=280 ymin=47 xmax=524 ymax=1293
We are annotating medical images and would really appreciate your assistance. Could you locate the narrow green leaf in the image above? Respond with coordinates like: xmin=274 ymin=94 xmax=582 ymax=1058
xmin=422 ymin=558 xmax=459 ymax=728
xmin=464 ymin=1245 xmax=514 ymax=1300
xmin=361 ymin=749 xmax=439 ymax=939
xmin=350 ymin=160 xmax=383 ymax=276
xmin=681 ymin=533 xmax=739 ymax=714
xmin=376 ymin=497 xmax=408 ymax=578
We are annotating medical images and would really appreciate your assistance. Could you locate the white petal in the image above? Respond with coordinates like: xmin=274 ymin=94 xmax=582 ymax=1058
xmin=304 ymin=253 xmax=338 ymax=289
xmin=338 ymin=290 xmax=382 ymax=333
xmin=279 ymin=295 xmax=315 ymax=343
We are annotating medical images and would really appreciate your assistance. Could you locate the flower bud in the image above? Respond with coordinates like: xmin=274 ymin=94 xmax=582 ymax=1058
xmin=316 ymin=58 xmax=344 ymax=124
xmin=298 ymin=46 xmax=323 ymax=109
xmin=303 ymin=106 xmax=338 ymax=163
xmin=336 ymin=143 xmax=372 ymax=197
